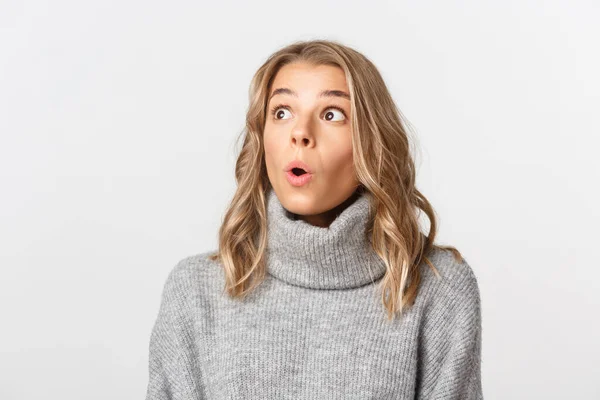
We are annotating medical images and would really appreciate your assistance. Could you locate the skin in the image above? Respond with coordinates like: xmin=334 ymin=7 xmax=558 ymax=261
xmin=263 ymin=61 xmax=361 ymax=228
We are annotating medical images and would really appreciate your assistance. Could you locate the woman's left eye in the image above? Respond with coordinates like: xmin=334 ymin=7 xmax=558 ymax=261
xmin=323 ymin=107 xmax=346 ymax=122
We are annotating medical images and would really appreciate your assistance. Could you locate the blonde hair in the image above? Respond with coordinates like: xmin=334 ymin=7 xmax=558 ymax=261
xmin=208 ymin=39 xmax=463 ymax=321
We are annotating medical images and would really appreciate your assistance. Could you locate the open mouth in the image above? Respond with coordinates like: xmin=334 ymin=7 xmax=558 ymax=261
xmin=291 ymin=168 xmax=307 ymax=176
xmin=285 ymin=165 xmax=313 ymax=186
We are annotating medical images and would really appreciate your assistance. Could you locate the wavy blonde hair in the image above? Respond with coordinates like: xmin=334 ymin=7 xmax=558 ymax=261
xmin=208 ymin=39 xmax=463 ymax=321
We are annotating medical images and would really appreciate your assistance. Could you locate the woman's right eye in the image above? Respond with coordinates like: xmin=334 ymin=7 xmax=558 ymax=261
xmin=271 ymin=105 xmax=292 ymax=120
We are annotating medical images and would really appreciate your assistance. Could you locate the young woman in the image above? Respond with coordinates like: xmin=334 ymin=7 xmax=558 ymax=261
xmin=146 ymin=39 xmax=483 ymax=399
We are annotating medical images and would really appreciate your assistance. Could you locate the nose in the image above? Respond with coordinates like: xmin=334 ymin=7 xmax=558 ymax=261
xmin=290 ymin=118 xmax=314 ymax=148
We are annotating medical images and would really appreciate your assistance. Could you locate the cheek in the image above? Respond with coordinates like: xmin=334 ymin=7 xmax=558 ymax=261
xmin=263 ymin=129 xmax=284 ymax=179
xmin=322 ymin=138 xmax=354 ymax=175
xmin=263 ymin=131 xmax=277 ymax=164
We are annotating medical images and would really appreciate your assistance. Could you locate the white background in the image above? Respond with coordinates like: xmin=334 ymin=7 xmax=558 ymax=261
xmin=1 ymin=1 xmax=598 ymax=399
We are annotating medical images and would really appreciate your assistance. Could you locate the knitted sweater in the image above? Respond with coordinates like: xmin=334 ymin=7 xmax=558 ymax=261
xmin=145 ymin=188 xmax=483 ymax=399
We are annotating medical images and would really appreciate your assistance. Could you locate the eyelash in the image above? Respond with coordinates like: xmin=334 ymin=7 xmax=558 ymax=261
xmin=269 ymin=103 xmax=347 ymax=120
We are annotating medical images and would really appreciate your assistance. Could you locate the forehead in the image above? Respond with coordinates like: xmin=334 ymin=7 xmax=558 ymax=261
xmin=270 ymin=62 xmax=348 ymax=94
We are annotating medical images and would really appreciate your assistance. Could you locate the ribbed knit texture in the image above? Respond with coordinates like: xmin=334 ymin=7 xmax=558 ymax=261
xmin=145 ymin=188 xmax=483 ymax=399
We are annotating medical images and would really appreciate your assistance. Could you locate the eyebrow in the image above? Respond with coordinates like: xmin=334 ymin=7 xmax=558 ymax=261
xmin=268 ymin=87 xmax=350 ymax=101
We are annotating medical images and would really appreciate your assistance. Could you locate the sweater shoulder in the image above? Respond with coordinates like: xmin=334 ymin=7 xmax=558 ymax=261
xmin=417 ymin=246 xmax=482 ymax=318
xmin=420 ymin=246 xmax=480 ymax=293
xmin=170 ymin=250 xmax=221 ymax=277
xmin=161 ymin=250 xmax=223 ymax=301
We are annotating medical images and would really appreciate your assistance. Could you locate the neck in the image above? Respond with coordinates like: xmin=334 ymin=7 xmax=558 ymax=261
xmin=292 ymin=189 xmax=362 ymax=228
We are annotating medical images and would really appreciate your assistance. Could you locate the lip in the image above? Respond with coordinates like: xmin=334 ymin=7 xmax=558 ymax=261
xmin=284 ymin=159 xmax=313 ymax=174
xmin=285 ymin=170 xmax=313 ymax=187
xmin=284 ymin=159 xmax=314 ymax=187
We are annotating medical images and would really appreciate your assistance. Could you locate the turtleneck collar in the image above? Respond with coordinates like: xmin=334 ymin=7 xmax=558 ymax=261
xmin=265 ymin=188 xmax=387 ymax=290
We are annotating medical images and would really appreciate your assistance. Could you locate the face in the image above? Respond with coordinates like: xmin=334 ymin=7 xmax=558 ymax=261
xmin=263 ymin=61 xmax=360 ymax=227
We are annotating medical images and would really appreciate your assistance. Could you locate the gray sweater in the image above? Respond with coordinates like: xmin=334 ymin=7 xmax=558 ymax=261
xmin=145 ymin=189 xmax=483 ymax=399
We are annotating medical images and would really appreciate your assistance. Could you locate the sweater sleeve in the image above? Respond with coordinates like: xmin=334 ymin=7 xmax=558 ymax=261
xmin=416 ymin=266 xmax=483 ymax=400
xmin=145 ymin=261 xmax=204 ymax=400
